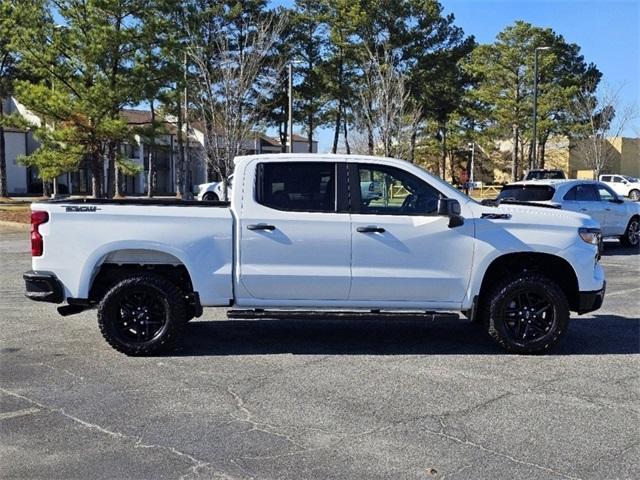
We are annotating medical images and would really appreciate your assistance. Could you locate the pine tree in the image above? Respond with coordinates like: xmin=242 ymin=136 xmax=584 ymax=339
xmin=12 ymin=0 xmax=147 ymax=197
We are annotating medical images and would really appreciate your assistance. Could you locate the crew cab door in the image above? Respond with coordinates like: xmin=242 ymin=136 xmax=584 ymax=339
xmin=563 ymin=183 xmax=609 ymax=231
xmin=237 ymin=161 xmax=351 ymax=301
xmin=348 ymin=163 xmax=474 ymax=305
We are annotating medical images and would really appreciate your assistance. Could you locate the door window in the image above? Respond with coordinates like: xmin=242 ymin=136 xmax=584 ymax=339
xmin=256 ymin=162 xmax=336 ymax=212
xmin=355 ymin=164 xmax=441 ymax=215
xmin=564 ymin=184 xmax=599 ymax=201
xmin=597 ymin=185 xmax=616 ymax=201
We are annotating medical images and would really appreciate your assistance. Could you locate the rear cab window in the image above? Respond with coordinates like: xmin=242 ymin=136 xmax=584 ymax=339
xmin=497 ymin=185 xmax=556 ymax=202
xmin=256 ymin=162 xmax=337 ymax=212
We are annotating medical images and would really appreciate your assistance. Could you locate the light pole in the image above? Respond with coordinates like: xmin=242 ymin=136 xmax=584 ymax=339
xmin=286 ymin=61 xmax=304 ymax=153
xmin=468 ymin=142 xmax=475 ymax=187
xmin=532 ymin=46 xmax=551 ymax=170
xmin=288 ymin=64 xmax=293 ymax=153
xmin=50 ymin=24 xmax=67 ymax=199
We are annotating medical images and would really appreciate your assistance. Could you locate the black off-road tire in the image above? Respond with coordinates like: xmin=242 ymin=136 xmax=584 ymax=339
xmin=482 ymin=273 xmax=569 ymax=354
xmin=98 ymin=273 xmax=187 ymax=356
xmin=202 ymin=192 xmax=219 ymax=202
xmin=619 ymin=217 xmax=640 ymax=248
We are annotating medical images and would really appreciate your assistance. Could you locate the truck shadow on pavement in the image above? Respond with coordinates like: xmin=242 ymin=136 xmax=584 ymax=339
xmin=601 ymin=243 xmax=639 ymax=256
xmin=171 ymin=314 xmax=639 ymax=356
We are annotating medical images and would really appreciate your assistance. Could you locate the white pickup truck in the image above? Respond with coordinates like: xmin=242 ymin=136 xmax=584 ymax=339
xmin=599 ymin=174 xmax=640 ymax=201
xmin=24 ymin=154 xmax=606 ymax=355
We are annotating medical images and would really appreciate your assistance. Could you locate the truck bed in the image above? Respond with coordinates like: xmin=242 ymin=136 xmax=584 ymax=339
xmin=31 ymin=198 xmax=234 ymax=306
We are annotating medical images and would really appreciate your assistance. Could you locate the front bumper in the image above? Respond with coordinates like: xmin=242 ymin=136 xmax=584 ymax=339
xmin=577 ymin=281 xmax=606 ymax=315
xmin=24 ymin=271 xmax=64 ymax=304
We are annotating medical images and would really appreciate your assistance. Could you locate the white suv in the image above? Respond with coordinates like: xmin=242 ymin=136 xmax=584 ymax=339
xmin=497 ymin=179 xmax=640 ymax=247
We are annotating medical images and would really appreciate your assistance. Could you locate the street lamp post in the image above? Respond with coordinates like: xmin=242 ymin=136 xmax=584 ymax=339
xmin=468 ymin=142 xmax=475 ymax=185
xmin=532 ymin=46 xmax=551 ymax=170
xmin=288 ymin=64 xmax=293 ymax=153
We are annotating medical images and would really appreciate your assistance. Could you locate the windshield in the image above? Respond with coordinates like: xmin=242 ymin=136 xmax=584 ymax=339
xmin=623 ymin=175 xmax=639 ymax=182
xmin=497 ymin=185 xmax=556 ymax=202
xmin=526 ymin=170 xmax=564 ymax=180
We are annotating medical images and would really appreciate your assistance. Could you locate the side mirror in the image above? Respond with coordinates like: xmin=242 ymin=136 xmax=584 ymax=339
xmin=437 ymin=198 xmax=464 ymax=228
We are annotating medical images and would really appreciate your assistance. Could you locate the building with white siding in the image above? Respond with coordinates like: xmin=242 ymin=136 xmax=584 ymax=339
xmin=1 ymin=98 xmax=318 ymax=196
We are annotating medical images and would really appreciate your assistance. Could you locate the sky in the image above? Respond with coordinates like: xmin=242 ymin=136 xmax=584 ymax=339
xmin=272 ymin=0 xmax=640 ymax=152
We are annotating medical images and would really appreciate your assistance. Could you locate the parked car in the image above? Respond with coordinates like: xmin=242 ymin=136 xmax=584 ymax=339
xmin=25 ymin=154 xmax=606 ymax=356
xmin=599 ymin=174 xmax=640 ymax=201
xmin=523 ymin=169 xmax=567 ymax=181
xmin=196 ymin=175 xmax=233 ymax=201
xmin=496 ymin=179 xmax=640 ymax=247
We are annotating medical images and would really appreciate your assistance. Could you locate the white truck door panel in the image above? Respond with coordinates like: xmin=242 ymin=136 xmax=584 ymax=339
xmin=238 ymin=161 xmax=351 ymax=301
xmin=350 ymin=215 xmax=474 ymax=303
xmin=349 ymin=163 xmax=474 ymax=304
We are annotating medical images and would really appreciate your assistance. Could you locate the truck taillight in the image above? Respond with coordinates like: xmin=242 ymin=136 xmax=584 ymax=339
xmin=31 ymin=211 xmax=49 ymax=257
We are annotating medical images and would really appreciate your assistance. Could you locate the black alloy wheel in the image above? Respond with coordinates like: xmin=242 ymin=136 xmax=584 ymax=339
xmin=116 ymin=289 xmax=168 ymax=343
xmin=98 ymin=274 xmax=187 ymax=355
xmin=500 ymin=289 xmax=556 ymax=345
xmin=483 ymin=273 xmax=569 ymax=354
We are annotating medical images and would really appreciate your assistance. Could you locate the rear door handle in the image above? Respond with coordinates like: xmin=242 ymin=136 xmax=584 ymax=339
xmin=247 ymin=223 xmax=276 ymax=231
xmin=357 ymin=226 xmax=386 ymax=233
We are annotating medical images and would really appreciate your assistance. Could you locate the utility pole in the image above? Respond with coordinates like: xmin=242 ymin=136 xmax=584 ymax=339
xmin=183 ymin=50 xmax=190 ymax=199
xmin=288 ymin=64 xmax=293 ymax=153
xmin=532 ymin=46 xmax=550 ymax=170
xmin=469 ymin=142 xmax=475 ymax=186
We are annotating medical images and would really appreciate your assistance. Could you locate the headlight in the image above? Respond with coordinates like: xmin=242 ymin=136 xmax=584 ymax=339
xmin=579 ymin=227 xmax=602 ymax=246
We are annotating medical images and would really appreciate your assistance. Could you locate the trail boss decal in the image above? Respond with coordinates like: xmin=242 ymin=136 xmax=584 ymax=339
xmin=62 ymin=205 xmax=101 ymax=212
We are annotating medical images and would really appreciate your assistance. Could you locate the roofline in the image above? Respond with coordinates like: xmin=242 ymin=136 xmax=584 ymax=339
xmin=233 ymin=153 xmax=402 ymax=164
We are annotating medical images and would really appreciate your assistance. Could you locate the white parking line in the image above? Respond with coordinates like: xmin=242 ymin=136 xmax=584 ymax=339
xmin=605 ymin=286 xmax=640 ymax=297
xmin=0 ymin=407 xmax=41 ymax=420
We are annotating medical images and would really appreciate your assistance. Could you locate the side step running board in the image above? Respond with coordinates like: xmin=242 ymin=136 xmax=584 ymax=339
xmin=227 ymin=309 xmax=459 ymax=321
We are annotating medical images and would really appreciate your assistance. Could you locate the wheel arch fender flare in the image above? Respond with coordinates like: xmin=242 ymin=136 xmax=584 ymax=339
xmin=471 ymin=251 xmax=581 ymax=311
xmin=77 ymin=241 xmax=195 ymax=299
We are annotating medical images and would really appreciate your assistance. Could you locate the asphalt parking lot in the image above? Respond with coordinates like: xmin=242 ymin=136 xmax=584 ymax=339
xmin=0 ymin=223 xmax=638 ymax=480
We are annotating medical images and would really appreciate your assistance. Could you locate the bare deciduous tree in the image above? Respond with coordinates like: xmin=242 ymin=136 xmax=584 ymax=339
xmin=572 ymin=82 xmax=637 ymax=178
xmin=186 ymin=13 xmax=285 ymax=197
xmin=353 ymin=47 xmax=422 ymax=161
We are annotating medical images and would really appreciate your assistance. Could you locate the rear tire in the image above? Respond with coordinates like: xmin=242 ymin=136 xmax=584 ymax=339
xmin=482 ymin=273 xmax=569 ymax=354
xmin=620 ymin=217 xmax=640 ymax=248
xmin=202 ymin=192 xmax=219 ymax=202
xmin=98 ymin=273 xmax=187 ymax=355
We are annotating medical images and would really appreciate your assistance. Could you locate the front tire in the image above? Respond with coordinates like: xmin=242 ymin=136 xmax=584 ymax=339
xmin=483 ymin=273 xmax=569 ymax=354
xmin=628 ymin=189 xmax=640 ymax=201
xmin=98 ymin=274 xmax=187 ymax=355
xmin=202 ymin=192 xmax=219 ymax=202
xmin=620 ymin=217 xmax=640 ymax=248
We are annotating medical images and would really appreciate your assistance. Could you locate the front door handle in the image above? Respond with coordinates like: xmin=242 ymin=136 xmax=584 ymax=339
xmin=247 ymin=223 xmax=276 ymax=231
xmin=580 ymin=208 xmax=588 ymax=212
xmin=357 ymin=226 xmax=386 ymax=233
